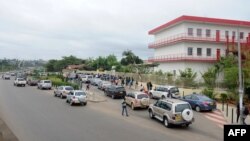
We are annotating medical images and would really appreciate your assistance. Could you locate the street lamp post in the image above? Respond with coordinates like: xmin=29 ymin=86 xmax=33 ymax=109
xmin=237 ymin=28 xmax=244 ymax=125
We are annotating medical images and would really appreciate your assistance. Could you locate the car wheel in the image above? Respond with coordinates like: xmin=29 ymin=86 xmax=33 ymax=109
xmin=164 ymin=117 xmax=171 ymax=128
xmin=195 ymin=106 xmax=201 ymax=112
xmin=111 ymin=95 xmax=115 ymax=99
xmin=161 ymin=95 xmax=165 ymax=99
xmin=70 ymin=100 xmax=74 ymax=106
xmin=66 ymin=99 xmax=69 ymax=103
xmin=84 ymin=102 xmax=87 ymax=106
xmin=185 ymin=123 xmax=190 ymax=127
xmin=149 ymin=110 xmax=154 ymax=119
xmin=149 ymin=93 xmax=153 ymax=99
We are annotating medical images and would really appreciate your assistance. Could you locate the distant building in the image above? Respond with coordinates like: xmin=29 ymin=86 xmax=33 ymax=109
xmin=148 ymin=15 xmax=250 ymax=79
xmin=66 ymin=64 xmax=84 ymax=70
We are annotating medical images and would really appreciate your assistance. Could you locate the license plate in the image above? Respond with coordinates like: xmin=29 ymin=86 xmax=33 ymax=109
xmin=175 ymin=115 xmax=182 ymax=121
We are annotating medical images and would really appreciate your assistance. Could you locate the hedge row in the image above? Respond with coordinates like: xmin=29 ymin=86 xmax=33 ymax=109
xmin=41 ymin=76 xmax=80 ymax=90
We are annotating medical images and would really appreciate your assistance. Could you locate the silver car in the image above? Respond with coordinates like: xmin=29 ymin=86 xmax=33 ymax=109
xmin=54 ymin=86 xmax=74 ymax=98
xmin=66 ymin=90 xmax=87 ymax=106
xmin=148 ymin=98 xmax=194 ymax=128
xmin=37 ymin=80 xmax=52 ymax=90
xmin=125 ymin=92 xmax=150 ymax=110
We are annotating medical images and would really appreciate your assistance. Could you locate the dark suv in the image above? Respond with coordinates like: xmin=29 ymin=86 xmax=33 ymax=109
xmin=105 ymin=85 xmax=126 ymax=99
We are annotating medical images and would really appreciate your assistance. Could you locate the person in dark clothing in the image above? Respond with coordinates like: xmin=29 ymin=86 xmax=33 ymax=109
xmin=86 ymin=83 xmax=90 ymax=91
xmin=148 ymin=81 xmax=153 ymax=90
xmin=236 ymin=102 xmax=240 ymax=123
xmin=243 ymin=105 xmax=249 ymax=125
xmin=121 ymin=99 xmax=128 ymax=116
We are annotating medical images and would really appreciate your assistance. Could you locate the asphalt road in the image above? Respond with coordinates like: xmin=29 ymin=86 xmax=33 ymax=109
xmin=0 ymin=78 xmax=223 ymax=141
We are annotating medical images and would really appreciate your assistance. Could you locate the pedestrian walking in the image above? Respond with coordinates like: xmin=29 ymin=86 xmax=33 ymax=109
xmin=236 ymin=102 xmax=240 ymax=123
xmin=86 ymin=83 xmax=90 ymax=91
xmin=242 ymin=104 xmax=249 ymax=125
xmin=121 ymin=99 xmax=129 ymax=116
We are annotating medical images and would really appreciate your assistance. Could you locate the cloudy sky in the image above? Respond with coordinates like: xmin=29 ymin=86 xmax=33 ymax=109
xmin=0 ymin=0 xmax=250 ymax=60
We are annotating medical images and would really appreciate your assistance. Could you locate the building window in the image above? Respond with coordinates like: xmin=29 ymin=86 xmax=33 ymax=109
xmin=188 ymin=28 xmax=193 ymax=36
xmin=225 ymin=31 xmax=229 ymax=37
xmin=207 ymin=48 xmax=211 ymax=56
xmin=232 ymin=31 xmax=236 ymax=37
xmin=206 ymin=29 xmax=211 ymax=37
xmin=197 ymin=48 xmax=202 ymax=56
xmin=187 ymin=47 xmax=193 ymax=55
xmin=197 ymin=29 xmax=202 ymax=37
xmin=240 ymin=32 xmax=244 ymax=39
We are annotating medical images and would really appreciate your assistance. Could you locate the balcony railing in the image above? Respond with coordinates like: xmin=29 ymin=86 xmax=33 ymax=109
xmin=148 ymin=33 xmax=246 ymax=49
xmin=148 ymin=54 xmax=218 ymax=63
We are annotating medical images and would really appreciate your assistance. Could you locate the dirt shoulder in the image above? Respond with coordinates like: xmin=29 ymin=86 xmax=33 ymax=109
xmin=0 ymin=118 xmax=18 ymax=141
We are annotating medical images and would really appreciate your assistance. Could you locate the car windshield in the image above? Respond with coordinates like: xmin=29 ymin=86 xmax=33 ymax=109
xmin=75 ymin=92 xmax=85 ymax=96
xmin=171 ymin=87 xmax=179 ymax=92
xmin=175 ymin=104 xmax=191 ymax=113
xmin=65 ymin=87 xmax=74 ymax=91
xmin=137 ymin=94 xmax=149 ymax=99
xmin=44 ymin=81 xmax=51 ymax=83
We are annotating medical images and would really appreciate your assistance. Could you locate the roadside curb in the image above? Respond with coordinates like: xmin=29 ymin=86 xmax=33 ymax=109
xmin=86 ymin=91 xmax=107 ymax=103
xmin=0 ymin=118 xmax=19 ymax=141
xmin=88 ymin=99 xmax=107 ymax=103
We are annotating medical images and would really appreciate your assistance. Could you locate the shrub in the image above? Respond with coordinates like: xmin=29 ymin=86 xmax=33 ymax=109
xmin=202 ymin=88 xmax=217 ymax=99
xmin=220 ymin=93 xmax=228 ymax=102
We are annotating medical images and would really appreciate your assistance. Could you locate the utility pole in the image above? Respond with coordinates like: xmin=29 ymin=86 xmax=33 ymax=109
xmin=237 ymin=28 xmax=244 ymax=125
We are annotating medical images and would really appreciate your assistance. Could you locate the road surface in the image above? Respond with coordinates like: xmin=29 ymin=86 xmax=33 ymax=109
xmin=0 ymin=79 xmax=223 ymax=141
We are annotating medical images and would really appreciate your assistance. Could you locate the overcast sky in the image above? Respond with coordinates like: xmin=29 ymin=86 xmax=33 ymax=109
xmin=0 ymin=0 xmax=250 ymax=60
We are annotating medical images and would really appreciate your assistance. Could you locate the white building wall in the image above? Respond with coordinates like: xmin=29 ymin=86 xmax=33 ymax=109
xmin=154 ymin=43 xmax=185 ymax=57
xmin=151 ymin=20 xmax=250 ymax=82
xmin=155 ymin=23 xmax=185 ymax=40
xmin=183 ymin=22 xmax=250 ymax=39
xmin=183 ymin=42 xmax=226 ymax=57
xmin=155 ymin=62 xmax=214 ymax=80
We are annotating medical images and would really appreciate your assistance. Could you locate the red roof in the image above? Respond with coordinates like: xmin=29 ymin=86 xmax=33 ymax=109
xmin=149 ymin=15 xmax=250 ymax=35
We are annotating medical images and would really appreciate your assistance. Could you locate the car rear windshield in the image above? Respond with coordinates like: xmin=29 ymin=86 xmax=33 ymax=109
xmin=171 ymin=87 xmax=179 ymax=92
xmin=175 ymin=104 xmax=191 ymax=113
xmin=137 ymin=94 xmax=149 ymax=99
xmin=116 ymin=87 xmax=125 ymax=91
xmin=198 ymin=95 xmax=211 ymax=101
xmin=65 ymin=87 xmax=74 ymax=91
xmin=75 ymin=92 xmax=86 ymax=96
xmin=44 ymin=81 xmax=51 ymax=83
xmin=18 ymin=78 xmax=24 ymax=81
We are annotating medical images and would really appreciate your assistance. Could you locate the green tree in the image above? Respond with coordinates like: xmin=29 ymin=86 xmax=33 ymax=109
xmin=178 ymin=68 xmax=197 ymax=87
xmin=121 ymin=50 xmax=143 ymax=65
xmin=201 ymin=67 xmax=217 ymax=89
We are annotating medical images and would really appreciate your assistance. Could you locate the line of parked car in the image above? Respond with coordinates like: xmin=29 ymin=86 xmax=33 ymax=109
xmin=5 ymin=72 xmax=217 ymax=128
xmin=81 ymin=74 xmax=217 ymax=128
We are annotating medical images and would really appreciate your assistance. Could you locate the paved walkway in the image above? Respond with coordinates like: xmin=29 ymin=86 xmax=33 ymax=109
xmin=216 ymin=103 xmax=250 ymax=125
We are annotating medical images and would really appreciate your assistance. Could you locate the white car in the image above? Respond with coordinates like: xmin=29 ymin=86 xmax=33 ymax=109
xmin=81 ymin=75 xmax=93 ymax=83
xmin=37 ymin=80 xmax=52 ymax=90
xmin=149 ymin=85 xmax=180 ymax=99
xmin=54 ymin=86 xmax=74 ymax=98
xmin=14 ymin=78 xmax=26 ymax=87
xmin=3 ymin=73 xmax=11 ymax=80
xmin=66 ymin=90 xmax=87 ymax=106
